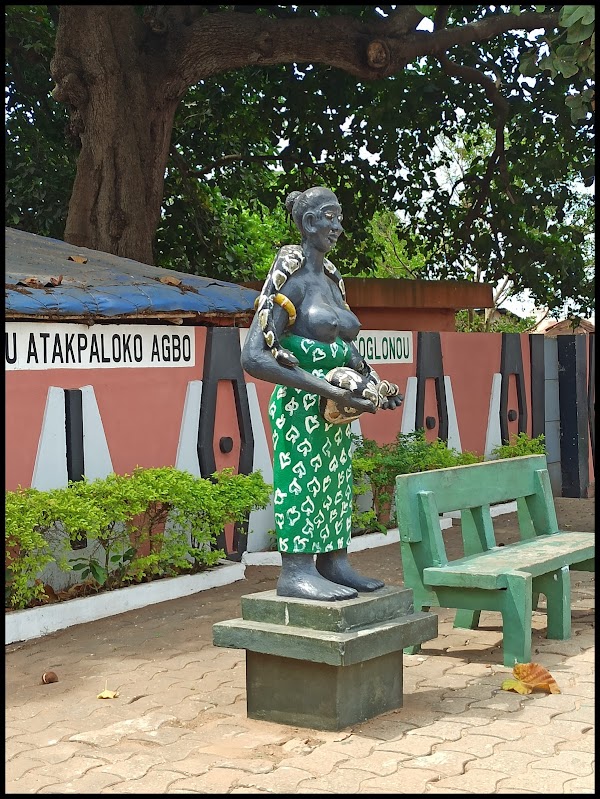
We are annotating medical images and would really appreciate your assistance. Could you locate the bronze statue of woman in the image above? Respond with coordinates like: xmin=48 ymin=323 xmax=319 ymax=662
xmin=241 ymin=186 xmax=403 ymax=601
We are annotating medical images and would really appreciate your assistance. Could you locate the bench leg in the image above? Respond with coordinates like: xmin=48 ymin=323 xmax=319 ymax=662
xmin=535 ymin=566 xmax=571 ymax=640
xmin=453 ymin=609 xmax=481 ymax=630
xmin=501 ymin=572 xmax=532 ymax=667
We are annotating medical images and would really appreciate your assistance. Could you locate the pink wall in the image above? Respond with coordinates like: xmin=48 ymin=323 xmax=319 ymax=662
xmin=5 ymin=325 xmax=593 ymax=501
xmin=6 ymin=327 xmax=205 ymax=491
xmin=245 ymin=333 xmax=533 ymax=457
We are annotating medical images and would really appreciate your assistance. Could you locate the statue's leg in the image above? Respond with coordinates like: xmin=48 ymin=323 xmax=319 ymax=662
xmin=277 ymin=553 xmax=358 ymax=601
xmin=316 ymin=549 xmax=385 ymax=592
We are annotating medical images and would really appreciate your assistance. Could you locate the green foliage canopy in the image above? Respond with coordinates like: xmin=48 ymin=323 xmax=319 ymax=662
xmin=4 ymin=5 xmax=595 ymax=316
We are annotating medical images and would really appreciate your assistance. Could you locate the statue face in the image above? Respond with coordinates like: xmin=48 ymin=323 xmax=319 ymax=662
xmin=304 ymin=202 xmax=344 ymax=253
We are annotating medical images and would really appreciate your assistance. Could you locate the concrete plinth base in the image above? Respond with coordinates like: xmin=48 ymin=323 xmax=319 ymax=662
xmin=213 ymin=585 xmax=437 ymax=731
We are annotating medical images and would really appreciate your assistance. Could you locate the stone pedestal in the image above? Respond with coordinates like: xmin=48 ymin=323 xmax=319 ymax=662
xmin=212 ymin=585 xmax=437 ymax=731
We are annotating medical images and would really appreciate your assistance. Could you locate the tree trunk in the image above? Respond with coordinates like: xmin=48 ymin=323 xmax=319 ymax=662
xmin=51 ymin=7 xmax=178 ymax=265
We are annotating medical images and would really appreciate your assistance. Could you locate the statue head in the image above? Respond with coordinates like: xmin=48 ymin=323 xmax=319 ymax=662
xmin=285 ymin=187 xmax=344 ymax=253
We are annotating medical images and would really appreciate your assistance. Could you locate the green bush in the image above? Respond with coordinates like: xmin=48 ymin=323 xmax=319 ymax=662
xmin=5 ymin=487 xmax=71 ymax=610
xmin=352 ymin=430 xmax=482 ymax=531
xmin=491 ymin=432 xmax=546 ymax=459
xmin=5 ymin=466 xmax=272 ymax=609
xmin=352 ymin=429 xmax=546 ymax=532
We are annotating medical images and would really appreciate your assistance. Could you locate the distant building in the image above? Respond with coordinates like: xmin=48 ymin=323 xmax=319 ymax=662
xmin=534 ymin=318 xmax=595 ymax=337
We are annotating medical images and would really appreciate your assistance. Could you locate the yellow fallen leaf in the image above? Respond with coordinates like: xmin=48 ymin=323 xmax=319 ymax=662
xmin=501 ymin=662 xmax=560 ymax=695
xmin=97 ymin=688 xmax=119 ymax=699
xmin=501 ymin=678 xmax=533 ymax=695
xmin=97 ymin=679 xmax=119 ymax=699
xmin=68 ymin=255 xmax=88 ymax=264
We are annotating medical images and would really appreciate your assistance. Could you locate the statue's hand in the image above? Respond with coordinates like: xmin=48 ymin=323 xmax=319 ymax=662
xmin=377 ymin=381 xmax=403 ymax=411
xmin=275 ymin=349 xmax=299 ymax=368
xmin=339 ymin=389 xmax=377 ymax=415
xmin=380 ymin=395 xmax=404 ymax=410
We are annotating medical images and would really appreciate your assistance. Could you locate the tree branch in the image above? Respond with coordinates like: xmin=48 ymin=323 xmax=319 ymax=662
xmin=159 ymin=8 xmax=560 ymax=96
xmin=493 ymin=275 xmax=512 ymax=307
xmin=432 ymin=7 xmax=516 ymax=247
xmin=386 ymin=6 xmax=425 ymax=35
xmin=170 ymin=147 xmax=299 ymax=177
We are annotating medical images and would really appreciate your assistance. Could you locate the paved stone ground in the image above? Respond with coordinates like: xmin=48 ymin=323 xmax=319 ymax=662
xmin=5 ymin=498 xmax=595 ymax=794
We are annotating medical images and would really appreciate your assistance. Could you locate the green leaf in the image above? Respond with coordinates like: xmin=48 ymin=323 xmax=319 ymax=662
xmin=586 ymin=49 xmax=595 ymax=71
xmin=554 ymin=57 xmax=581 ymax=78
xmin=559 ymin=6 xmax=592 ymax=28
xmin=578 ymin=7 xmax=595 ymax=26
xmin=89 ymin=561 xmax=108 ymax=585
xmin=538 ymin=54 xmax=558 ymax=77
xmin=556 ymin=43 xmax=578 ymax=58
xmin=519 ymin=53 xmax=539 ymax=77
xmin=566 ymin=20 xmax=595 ymax=43
xmin=569 ymin=106 xmax=588 ymax=122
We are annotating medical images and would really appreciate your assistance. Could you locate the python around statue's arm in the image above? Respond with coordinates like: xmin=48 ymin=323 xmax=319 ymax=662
xmin=242 ymin=250 xmax=377 ymax=416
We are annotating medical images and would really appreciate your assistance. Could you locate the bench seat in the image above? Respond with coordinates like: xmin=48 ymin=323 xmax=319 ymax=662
xmin=424 ymin=531 xmax=595 ymax=589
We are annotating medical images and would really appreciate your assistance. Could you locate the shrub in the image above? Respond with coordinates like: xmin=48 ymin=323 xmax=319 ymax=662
xmin=5 ymin=487 xmax=71 ymax=610
xmin=352 ymin=430 xmax=482 ymax=530
xmin=351 ymin=430 xmax=546 ymax=532
xmin=5 ymin=466 xmax=272 ymax=609
xmin=491 ymin=432 xmax=546 ymax=459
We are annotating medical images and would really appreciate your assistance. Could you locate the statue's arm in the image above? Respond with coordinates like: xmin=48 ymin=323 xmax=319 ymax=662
xmin=346 ymin=341 xmax=372 ymax=376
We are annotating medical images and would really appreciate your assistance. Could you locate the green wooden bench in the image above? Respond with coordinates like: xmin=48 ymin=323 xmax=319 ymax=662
xmin=395 ymin=454 xmax=594 ymax=666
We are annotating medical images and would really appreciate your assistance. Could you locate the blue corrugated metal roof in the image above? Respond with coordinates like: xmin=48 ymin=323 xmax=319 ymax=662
xmin=5 ymin=227 xmax=258 ymax=320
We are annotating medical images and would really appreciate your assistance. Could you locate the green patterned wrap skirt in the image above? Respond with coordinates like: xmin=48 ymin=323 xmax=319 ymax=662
xmin=267 ymin=334 xmax=354 ymax=554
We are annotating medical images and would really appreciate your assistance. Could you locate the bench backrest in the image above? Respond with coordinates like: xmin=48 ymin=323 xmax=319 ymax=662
xmin=395 ymin=455 xmax=558 ymax=570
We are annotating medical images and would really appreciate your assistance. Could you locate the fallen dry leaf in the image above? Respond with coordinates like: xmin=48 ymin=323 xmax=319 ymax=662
xmin=159 ymin=275 xmax=182 ymax=286
xmin=68 ymin=255 xmax=88 ymax=264
xmin=501 ymin=662 xmax=560 ymax=695
xmin=20 ymin=277 xmax=44 ymax=289
xmin=501 ymin=677 xmax=532 ymax=695
xmin=97 ymin=679 xmax=119 ymax=700
xmin=42 ymin=584 xmax=60 ymax=603
xmin=97 ymin=689 xmax=119 ymax=699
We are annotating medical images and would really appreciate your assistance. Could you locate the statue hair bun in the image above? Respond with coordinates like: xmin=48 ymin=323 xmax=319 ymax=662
xmin=285 ymin=191 xmax=302 ymax=214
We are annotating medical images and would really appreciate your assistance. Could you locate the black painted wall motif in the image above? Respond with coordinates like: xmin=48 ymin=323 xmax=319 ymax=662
xmin=529 ymin=334 xmax=546 ymax=440
xmin=500 ymin=333 xmax=527 ymax=443
xmin=415 ymin=332 xmax=449 ymax=442
xmin=64 ymin=388 xmax=86 ymax=549
xmin=198 ymin=327 xmax=254 ymax=558
xmin=558 ymin=335 xmax=590 ymax=498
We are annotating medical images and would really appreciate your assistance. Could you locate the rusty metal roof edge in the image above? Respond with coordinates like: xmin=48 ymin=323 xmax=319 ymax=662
xmin=5 ymin=227 xmax=259 ymax=318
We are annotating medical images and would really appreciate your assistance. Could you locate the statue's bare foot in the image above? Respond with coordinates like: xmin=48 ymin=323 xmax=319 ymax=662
xmin=316 ymin=549 xmax=385 ymax=592
xmin=277 ymin=553 xmax=358 ymax=601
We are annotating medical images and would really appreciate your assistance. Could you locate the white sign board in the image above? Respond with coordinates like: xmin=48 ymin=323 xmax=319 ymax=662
xmin=354 ymin=331 xmax=413 ymax=364
xmin=238 ymin=329 xmax=413 ymax=364
xmin=5 ymin=322 xmax=196 ymax=371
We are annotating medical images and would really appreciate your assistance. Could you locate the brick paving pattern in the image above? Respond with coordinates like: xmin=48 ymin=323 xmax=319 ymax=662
xmin=5 ymin=498 xmax=595 ymax=794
